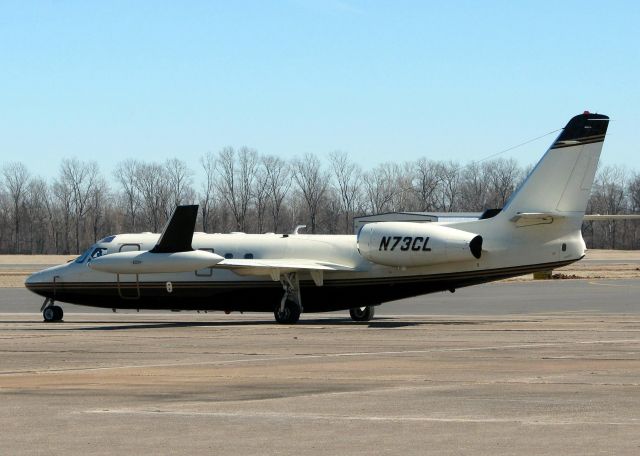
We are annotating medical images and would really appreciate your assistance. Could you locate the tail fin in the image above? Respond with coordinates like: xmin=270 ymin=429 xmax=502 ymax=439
xmin=501 ymin=112 xmax=609 ymax=220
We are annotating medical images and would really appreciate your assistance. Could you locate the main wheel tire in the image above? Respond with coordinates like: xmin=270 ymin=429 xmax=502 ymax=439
xmin=349 ymin=306 xmax=375 ymax=322
xmin=274 ymin=299 xmax=301 ymax=324
xmin=52 ymin=305 xmax=63 ymax=321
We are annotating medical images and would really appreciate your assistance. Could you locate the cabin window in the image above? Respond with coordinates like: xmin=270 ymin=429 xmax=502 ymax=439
xmin=561 ymin=243 xmax=567 ymax=252
xmin=225 ymin=253 xmax=234 ymax=259
xmin=244 ymin=253 xmax=254 ymax=259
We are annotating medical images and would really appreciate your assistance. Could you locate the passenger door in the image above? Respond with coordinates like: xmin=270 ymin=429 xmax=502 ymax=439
xmin=117 ymin=244 xmax=140 ymax=299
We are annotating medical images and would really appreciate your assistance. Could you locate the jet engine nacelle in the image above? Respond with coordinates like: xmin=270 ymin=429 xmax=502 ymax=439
xmin=357 ymin=222 xmax=483 ymax=267
xmin=88 ymin=250 xmax=224 ymax=274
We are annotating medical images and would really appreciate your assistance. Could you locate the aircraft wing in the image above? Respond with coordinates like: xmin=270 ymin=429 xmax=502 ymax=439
xmin=212 ymin=258 xmax=358 ymax=284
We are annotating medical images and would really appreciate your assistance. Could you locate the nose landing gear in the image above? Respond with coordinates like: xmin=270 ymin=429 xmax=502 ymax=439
xmin=41 ymin=298 xmax=64 ymax=322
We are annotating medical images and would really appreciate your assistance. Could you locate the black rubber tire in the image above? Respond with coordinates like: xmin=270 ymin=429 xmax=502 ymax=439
xmin=349 ymin=306 xmax=375 ymax=322
xmin=52 ymin=306 xmax=63 ymax=321
xmin=274 ymin=299 xmax=301 ymax=324
xmin=43 ymin=307 xmax=57 ymax=322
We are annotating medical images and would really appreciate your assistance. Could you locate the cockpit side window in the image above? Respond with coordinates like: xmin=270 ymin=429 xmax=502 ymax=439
xmin=75 ymin=247 xmax=108 ymax=263
xmin=75 ymin=248 xmax=93 ymax=264
xmin=90 ymin=248 xmax=107 ymax=259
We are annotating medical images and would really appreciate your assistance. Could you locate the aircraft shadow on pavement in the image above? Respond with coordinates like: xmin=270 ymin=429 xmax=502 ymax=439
xmin=1 ymin=317 xmax=494 ymax=331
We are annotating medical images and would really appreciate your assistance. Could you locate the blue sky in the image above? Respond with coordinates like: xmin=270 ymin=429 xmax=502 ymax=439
xmin=1 ymin=0 xmax=639 ymax=179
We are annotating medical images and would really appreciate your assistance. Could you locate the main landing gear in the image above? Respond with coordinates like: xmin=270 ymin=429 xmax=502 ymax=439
xmin=275 ymin=273 xmax=302 ymax=324
xmin=41 ymin=297 xmax=63 ymax=322
xmin=349 ymin=306 xmax=375 ymax=322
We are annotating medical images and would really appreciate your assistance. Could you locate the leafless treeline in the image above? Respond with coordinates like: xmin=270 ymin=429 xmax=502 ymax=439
xmin=1 ymin=150 xmax=639 ymax=254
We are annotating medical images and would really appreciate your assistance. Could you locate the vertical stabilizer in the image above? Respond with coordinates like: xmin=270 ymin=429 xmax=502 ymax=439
xmin=501 ymin=112 xmax=609 ymax=220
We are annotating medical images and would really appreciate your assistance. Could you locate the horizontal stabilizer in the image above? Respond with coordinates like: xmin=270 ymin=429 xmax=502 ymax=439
xmin=509 ymin=212 xmax=566 ymax=221
xmin=150 ymin=205 xmax=199 ymax=253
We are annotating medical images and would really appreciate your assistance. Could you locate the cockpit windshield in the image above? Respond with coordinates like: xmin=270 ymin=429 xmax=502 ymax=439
xmin=75 ymin=247 xmax=108 ymax=264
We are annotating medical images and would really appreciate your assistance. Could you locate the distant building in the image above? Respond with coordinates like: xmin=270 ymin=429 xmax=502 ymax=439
xmin=353 ymin=212 xmax=483 ymax=234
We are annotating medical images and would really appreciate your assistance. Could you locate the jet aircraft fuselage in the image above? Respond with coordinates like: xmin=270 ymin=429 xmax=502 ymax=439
xmin=25 ymin=112 xmax=610 ymax=324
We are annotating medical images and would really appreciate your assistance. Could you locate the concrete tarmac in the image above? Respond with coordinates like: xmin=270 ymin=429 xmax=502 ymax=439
xmin=1 ymin=280 xmax=640 ymax=455
xmin=2 ymin=278 xmax=640 ymax=315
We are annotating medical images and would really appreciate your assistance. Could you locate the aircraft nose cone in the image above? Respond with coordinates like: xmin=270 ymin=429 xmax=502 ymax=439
xmin=24 ymin=265 xmax=65 ymax=298
xmin=24 ymin=271 xmax=41 ymax=288
xmin=24 ymin=270 xmax=53 ymax=292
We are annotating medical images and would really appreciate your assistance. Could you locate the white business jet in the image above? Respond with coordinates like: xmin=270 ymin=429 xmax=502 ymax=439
xmin=26 ymin=112 xmax=609 ymax=324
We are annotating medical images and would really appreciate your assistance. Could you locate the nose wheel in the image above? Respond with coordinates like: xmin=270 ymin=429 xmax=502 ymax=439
xmin=41 ymin=298 xmax=64 ymax=322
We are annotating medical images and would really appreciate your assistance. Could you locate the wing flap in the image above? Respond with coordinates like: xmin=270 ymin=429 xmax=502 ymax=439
xmin=213 ymin=258 xmax=358 ymax=279
xmin=214 ymin=258 xmax=356 ymax=271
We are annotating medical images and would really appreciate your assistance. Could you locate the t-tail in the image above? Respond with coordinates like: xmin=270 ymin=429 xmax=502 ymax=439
xmin=498 ymin=111 xmax=609 ymax=228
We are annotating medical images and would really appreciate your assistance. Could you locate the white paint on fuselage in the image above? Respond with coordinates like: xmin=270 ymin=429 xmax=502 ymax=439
xmin=26 ymin=214 xmax=584 ymax=288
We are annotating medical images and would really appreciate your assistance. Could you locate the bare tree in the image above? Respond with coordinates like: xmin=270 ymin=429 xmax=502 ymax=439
xmin=590 ymin=166 xmax=627 ymax=248
xmin=437 ymin=161 xmax=461 ymax=211
xmin=59 ymin=158 xmax=99 ymax=254
xmin=165 ymin=158 xmax=194 ymax=209
xmin=629 ymin=173 xmax=640 ymax=213
xmin=253 ymin=164 xmax=269 ymax=233
xmin=263 ymin=155 xmax=290 ymax=233
xmin=114 ymin=160 xmax=141 ymax=232
xmin=391 ymin=162 xmax=415 ymax=212
xmin=291 ymin=153 xmax=329 ymax=233
xmin=458 ymin=162 xmax=488 ymax=211
xmin=362 ymin=163 xmax=397 ymax=214
xmin=329 ymin=151 xmax=362 ymax=233
xmin=52 ymin=177 xmax=73 ymax=254
xmin=25 ymin=178 xmax=49 ymax=253
xmin=323 ymin=188 xmax=342 ymax=233
xmin=237 ymin=147 xmax=258 ymax=231
xmin=135 ymin=162 xmax=170 ymax=232
xmin=87 ymin=176 xmax=109 ymax=243
xmin=199 ymin=152 xmax=217 ymax=232
xmin=0 ymin=190 xmax=9 ymax=252
xmin=2 ymin=162 xmax=30 ymax=253
xmin=485 ymin=158 xmax=521 ymax=208
xmin=627 ymin=172 xmax=640 ymax=248
xmin=413 ymin=158 xmax=441 ymax=211
xmin=214 ymin=147 xmax=258 ymax=232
